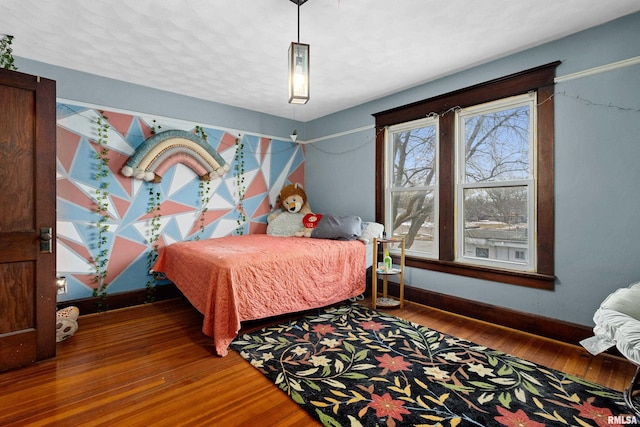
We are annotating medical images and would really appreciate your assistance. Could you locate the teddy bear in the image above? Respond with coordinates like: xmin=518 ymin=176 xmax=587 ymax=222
xmin=267 ymin=183 xmax=312 ymax=223
xmin=267 ymin=183 xmax=320 ymax=237
xmin=56 ymin=306 xmax=80 ymax=343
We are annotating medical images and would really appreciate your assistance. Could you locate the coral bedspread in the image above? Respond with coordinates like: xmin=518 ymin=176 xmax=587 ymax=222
xmin=152 ymin=234 xmax=366 ymax=356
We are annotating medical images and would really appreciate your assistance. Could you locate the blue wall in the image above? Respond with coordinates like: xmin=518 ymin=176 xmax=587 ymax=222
xmin=305 ymin=12 xmax=640 ymax=326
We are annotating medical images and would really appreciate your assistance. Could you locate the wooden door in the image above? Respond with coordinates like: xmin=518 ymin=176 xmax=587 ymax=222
xmin=0 ymin=68 xmax=56 ymax=371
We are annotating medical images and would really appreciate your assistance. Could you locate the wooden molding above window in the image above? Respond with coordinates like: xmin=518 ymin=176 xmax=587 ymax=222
xmin=374 ymin=62 xmax=560 ymax=290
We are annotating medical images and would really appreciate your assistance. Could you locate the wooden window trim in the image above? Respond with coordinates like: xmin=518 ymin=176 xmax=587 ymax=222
xmin=374 ymin=62 xmax=560 ymax=290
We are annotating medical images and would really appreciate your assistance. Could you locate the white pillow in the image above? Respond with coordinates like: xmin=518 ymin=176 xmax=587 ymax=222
xmin=357 ymin=222 xmax=384 ymax=243
xmin=266 ymin=212 xmax=305 ymax=236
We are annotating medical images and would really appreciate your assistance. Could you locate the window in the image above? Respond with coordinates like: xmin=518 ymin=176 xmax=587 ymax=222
xmin=385 ymin=117 xmax=439 ymax=259
xmin=456 ymin=94 xmax=535 ymax=271
xmin=374 ymin=62 xmax=558 ymax=289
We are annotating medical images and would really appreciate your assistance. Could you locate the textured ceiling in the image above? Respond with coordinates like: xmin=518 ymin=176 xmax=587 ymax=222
xmin=1 ymin=0 xmax=640 ymax=122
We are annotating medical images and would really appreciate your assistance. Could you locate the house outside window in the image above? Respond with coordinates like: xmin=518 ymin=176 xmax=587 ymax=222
xmin=374 ymin=62 xmax=558 ymax=290
xmin=475 ymin=247 xmax=489 ymax=258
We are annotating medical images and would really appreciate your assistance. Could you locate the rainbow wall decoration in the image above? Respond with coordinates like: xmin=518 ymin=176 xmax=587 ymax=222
xmin=121 ymin=129 xmax=230 ymax=182
xmin=56 ymin=102 xmax=304 ymax=301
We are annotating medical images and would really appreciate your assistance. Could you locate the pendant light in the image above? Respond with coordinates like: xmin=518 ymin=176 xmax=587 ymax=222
xmin=288 ymin=0 xmax=310 ymax=104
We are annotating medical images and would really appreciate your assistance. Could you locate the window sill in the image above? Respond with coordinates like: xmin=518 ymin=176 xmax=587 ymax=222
xmin=404 ymin=256 xmax=556 ymax=290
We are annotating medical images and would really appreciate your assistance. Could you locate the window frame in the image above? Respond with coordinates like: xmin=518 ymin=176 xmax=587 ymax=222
xmin=373 ymin=62 xmax=559 ymax=290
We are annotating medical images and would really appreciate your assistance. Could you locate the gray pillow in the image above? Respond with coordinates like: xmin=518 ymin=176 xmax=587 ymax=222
xmin=311 ymin=214 xmax=362 ymax=241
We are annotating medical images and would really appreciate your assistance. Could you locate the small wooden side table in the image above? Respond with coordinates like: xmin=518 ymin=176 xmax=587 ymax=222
xmin=371 ymin=237 xmax=405 ymax=309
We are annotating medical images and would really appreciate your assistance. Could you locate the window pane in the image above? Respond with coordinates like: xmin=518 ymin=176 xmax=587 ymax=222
xmin=462 ymin=186 xmax=529 ymax=264
xmin=392 ymin=125 xmax=437 ymax=188
xmin=463 ymin=105 xmax=530 ymax=183
xmin=390 ymin=190 xmax=436 ymax=256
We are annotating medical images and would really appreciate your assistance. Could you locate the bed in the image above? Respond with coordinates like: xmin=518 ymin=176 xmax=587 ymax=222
xmin=152 ymin=220 xmax=381 ymax=356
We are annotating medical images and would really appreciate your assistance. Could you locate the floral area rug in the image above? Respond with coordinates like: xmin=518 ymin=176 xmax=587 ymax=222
xmin=230 ymin=303 xmax=632 ymax=427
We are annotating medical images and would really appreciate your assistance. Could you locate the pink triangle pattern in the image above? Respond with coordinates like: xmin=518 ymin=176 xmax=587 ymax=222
xmin=56 ymin=127 xmax=82 ymax=173
xmin=102 ymin=110 xmax=134 ymax=138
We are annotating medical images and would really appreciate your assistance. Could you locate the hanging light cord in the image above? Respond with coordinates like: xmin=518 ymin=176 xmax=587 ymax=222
xmin=297 ymin=1 xmax=300 ymax=43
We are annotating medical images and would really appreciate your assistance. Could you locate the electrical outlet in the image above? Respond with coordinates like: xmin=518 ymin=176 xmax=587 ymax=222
xmin=56 ymin=276 xmax=67 ymax=295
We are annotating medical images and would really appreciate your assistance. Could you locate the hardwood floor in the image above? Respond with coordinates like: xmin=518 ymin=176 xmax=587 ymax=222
xmin=1 ymin=297 xmax=635 ymax=426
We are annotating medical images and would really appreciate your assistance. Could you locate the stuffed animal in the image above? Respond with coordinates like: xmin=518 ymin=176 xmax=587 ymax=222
xmin=296 ymin=213 xmax=323 ymax=237
xmin=267 ymin=183 xmax=312 ymax=223
xmin=56 ymin=306 xmax=79 ymax=343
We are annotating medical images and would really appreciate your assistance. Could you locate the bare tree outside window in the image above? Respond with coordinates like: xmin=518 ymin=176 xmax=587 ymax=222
xmin=463 ymin=105 xmax=530 ymax=183
xmin=388 ymin=121 xmax=438 ymax=253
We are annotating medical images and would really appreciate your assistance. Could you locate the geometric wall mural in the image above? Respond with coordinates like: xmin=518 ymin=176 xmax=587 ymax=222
xmin=56 ymin=101 xmax=305 ymax=302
